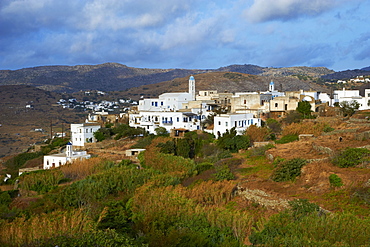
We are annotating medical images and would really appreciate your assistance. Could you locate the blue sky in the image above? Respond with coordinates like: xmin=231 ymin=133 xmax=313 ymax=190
xmin=1 ymin=0 xmax=369 ymax=71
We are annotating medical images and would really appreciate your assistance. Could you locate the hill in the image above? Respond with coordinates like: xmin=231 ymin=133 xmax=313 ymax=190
xmin=0 ymin=85 xmax=85 ymax=157
xmin=0 ymin=63 xmax=333 ymax=93
xmin=321 ymin=68 xmax=370 ymax=80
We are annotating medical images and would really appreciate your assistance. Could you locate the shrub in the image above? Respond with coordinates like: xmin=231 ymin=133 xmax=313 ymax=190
xmin=271 ymin=158 xmax=307 ymax=182
xmin=275 ymin=134 xmax=298 ymax=144
xmin=250 ymin=143 xmax=275 ymax=157
xmin=329 ymin=174 xmax=343 ymax=187
xmin=217 ymin=128 xmax=250 ymax=153
xmin=245 ymin=125 xmax=270 ymax=142
xmin=288 ymin=199 xmax=319 ymax=220
xmin=213 ymin=158 xmax=240 ymax=181
xmin=265 ymin=118 xmax=282 ymax=134
xmin=331 ymin=147 xmax=370 ymax=168
xmin=195 ymin=162 xmax=214 ymax=174
xmin=323 ymin=125 xmax=335 ymax=132
xmin=213 ymin=165 xmax=235 ymax=181
xmin=339 ymin=100 xmax=360 ymax=117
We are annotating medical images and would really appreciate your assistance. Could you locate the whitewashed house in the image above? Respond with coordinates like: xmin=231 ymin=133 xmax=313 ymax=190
xmin=333 ymin=88 xmax=370 ymax=110
xmin=71 ymin=123 xmax=101 ymax=147
xmin=212 ymin=113 xmax=261 ymax=137
xmin=43 ymin=142 xmax=90 ymax=169
xmin=129 ymin=111 xmax=201 ymax=134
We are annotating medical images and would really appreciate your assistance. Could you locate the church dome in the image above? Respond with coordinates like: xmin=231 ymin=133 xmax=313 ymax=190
xmin=189 ymin=76 xmax=195 ymax=80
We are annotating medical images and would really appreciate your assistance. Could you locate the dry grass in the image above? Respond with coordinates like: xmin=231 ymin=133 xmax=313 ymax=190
xmin=0 ymin=209 xmax=94 ymax=246
xmin=282 ymin=121 xmax=328 ymax=136
xmin=59 ymin=157 xmax=106 ymax=180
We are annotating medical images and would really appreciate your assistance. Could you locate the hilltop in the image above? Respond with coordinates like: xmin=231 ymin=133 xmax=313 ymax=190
xmin=0 ymin=63 xmax=333 ymax=93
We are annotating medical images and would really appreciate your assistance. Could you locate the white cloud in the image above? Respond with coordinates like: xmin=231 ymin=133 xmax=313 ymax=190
xmin=244 ymin=0 xmax=337 ymax=23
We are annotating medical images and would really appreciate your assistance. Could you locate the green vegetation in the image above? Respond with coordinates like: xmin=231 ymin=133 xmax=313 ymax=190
xmin=296 ymin=101 xmax=314 ymax=119
xmin=331 ymin=147 xmax=370 ymax=168
xmin=275 ymin=134 xmax=299 ymax=144
xmin=223 ymin=72 xmax=246 ymax=81
xmin=338 ymin=100 xmax=360 ymax=117
xmin=3 ymin=137 xmax=69 ymax=176
xmin=271 ymin=158 xmax=307 ymax=182
xmin=250 ymin=200 xmax=370 ymax=246
xmin=2 ymin=121 xmax=370 ymax=246
xmin=217 ymin=128 xmax=250 ymax=152
xmin=329 ymin=174 xmax=343 ymax=187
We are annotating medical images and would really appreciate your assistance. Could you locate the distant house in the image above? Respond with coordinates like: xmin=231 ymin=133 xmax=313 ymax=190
xmin=43 ymin=142 xmax=90 ymax=169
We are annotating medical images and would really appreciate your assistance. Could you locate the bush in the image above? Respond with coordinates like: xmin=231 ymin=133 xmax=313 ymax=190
xmin=323 ymin=125 xmax=335 ymax=132
xmin=331 ymin=147 xmax=370 ymax=168
xmin=275 ymin=134 xmax=298 ymax=144
xmin=288 ymin=199 xmax=319 ymax=220
xmin=250 ymin=143 xmax=275 ymax=157
xmin=271 ymin=158 xmax=307 ymax=182
xmin=265 ymin=118 xmax=282 ymax=134
xmin=217 ymin=128 xmax=250 ymax=153
xmin=329 ymin=174 xmax=343 ymax=187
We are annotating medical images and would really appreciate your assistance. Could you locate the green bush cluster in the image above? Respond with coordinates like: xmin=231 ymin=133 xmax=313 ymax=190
xmin=332 ymin=147 xmax=370 ymax=168
xmin=271 ymin=158 xmax=307 ymax=182
xmin=329 ymin=174 xmax=343 ymax=187
xmin=217 ymin=128 xmax=250 ymax=152
xmin=20 ymin=170 xmax=65 ymax=194
xmin=275 ymin=134 xmax=299 ymax=144
xmin=250 ymin=207 xmax=370 ymax=246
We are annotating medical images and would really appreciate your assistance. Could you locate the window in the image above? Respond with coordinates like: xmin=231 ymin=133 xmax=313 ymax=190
xmin=161 ymin=101 xmax=164 ymax=106
xmin=177 ymin=117 xmax=180 ymax=122
xmin=285 ymin=104 xmax=288 ymax=110
xmin=218 ymin=121 xmax=221 ymax=125
xmin=225 ymin=122 xmax=228 ymax=127
xmin=275 ymin=103 xmax=278 ymax=107
xmin=244 ymin=100 xmax=247 ymax=104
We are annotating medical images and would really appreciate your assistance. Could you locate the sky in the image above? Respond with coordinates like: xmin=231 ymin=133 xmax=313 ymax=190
xmin=1 ymin=0 xmax=370 ymax=71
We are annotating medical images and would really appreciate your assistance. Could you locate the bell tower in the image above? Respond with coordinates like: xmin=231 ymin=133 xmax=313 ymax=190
xmin=189 ymin=76 xmax=195 ymax=101
xmin=66 ymin=141 xmax=73 ymax=157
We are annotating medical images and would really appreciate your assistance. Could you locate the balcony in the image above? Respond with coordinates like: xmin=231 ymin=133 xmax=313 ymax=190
xmin=162 ymin=121 xmax=173 ymax=125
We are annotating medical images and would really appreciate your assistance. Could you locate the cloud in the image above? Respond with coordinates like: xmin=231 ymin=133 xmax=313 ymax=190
xmin=244 ymin=0 xmax=337 ymax=23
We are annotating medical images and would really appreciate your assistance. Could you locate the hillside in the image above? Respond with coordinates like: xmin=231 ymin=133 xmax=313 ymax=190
xmin=0 ymin=85 xmax=85 ymax=157
xmin=321 ymin=68 xmax=370 ymax=80
xmin=0 ymin=63 xmax=333 ymax=93
xmin=1 ymin=114 xmax=369 ymax=246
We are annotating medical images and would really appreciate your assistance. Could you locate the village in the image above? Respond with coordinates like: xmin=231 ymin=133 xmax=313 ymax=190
xmin=35 ymin=75 xmax=370 ymax=172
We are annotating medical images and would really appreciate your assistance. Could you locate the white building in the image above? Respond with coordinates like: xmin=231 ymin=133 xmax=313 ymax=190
xmin=71 ymin=123 xmax=101 ymax=147
xmin=129 ymin=111 xmax=201 ymax=134
xmin=43 ymin=142 xmax=91 ymax=169
xmin=212 ymin=113 xmax=261 ymax=137
xmin=138 ymin=76 xmax=195 ymax=112
xmin=332 ymin=88 xmax=370 ymax=110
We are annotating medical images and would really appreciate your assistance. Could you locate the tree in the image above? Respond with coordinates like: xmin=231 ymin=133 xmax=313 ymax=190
xmin=296 ymin=101 xmax=313 ymax=118
xmin=338 ymin=100 xmax=360 ymax=117
xmin=217 ymin=128 xmax=250 ymax=152
xmin=155 ymin=127 xmax=169 ymax=136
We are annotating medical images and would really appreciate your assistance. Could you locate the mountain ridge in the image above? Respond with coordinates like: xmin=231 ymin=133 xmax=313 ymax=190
xmin=0 ymin=63 xmax=334 ymax=93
